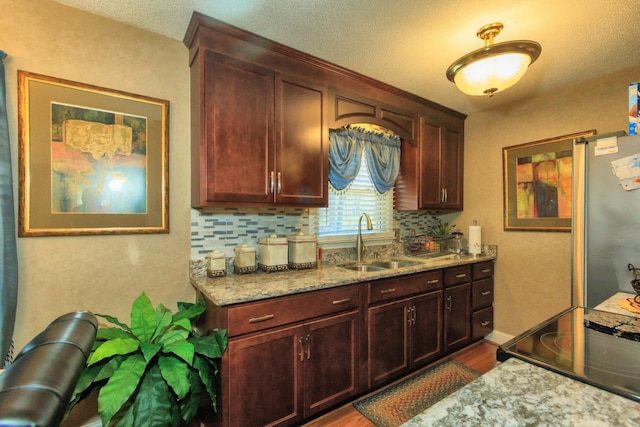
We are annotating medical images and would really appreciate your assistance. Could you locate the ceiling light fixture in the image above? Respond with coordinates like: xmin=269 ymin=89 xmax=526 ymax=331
xmin=446 ymin=22 xmax=541 ymax=97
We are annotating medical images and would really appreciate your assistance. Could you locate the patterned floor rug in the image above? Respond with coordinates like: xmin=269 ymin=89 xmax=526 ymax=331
xmin=353 ymin=360 xmax=479 ymax=427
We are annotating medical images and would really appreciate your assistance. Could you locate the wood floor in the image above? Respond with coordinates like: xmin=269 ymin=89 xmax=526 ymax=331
xmin=303 ymin=340 xmax=499 ymax=427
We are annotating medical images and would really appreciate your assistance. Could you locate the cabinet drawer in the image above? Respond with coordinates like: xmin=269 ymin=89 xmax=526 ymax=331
xmin=227 ymin=285 xmax=359 ymax=337
xmin=473 ymin=261 xmax=494 ymax=280
xmin=369 ymin=270 xmax=442 ymax=304
xmin=472 ymin=306 xmax=494 ymax=340
xmin=444 ymin=265 xmax=471 ymax=286
xmin=472 ymin=278 xmax=494 ymax=310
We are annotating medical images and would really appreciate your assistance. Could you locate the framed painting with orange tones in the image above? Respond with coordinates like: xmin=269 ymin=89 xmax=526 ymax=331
xmin=503 ymin=130 xmax=595 ymax=232
xmin=17 ymin=71 xmax=169 ymax=236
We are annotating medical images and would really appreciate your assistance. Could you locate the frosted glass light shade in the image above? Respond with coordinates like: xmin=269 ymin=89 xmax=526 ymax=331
xmin=454 ymin=52 xmax=532 ymax=96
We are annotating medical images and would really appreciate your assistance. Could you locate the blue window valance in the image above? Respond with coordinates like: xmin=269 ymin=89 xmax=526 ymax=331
xmin=328 ymin=127 xmax=401 ymax=194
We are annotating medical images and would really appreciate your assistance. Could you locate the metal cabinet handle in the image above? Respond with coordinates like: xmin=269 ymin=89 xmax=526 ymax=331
xmin=455 ymin=273 xmax=467 ymax=278
xmin=269 ymin=171 xmax=275 ymax=194
xmin=446 ymin=295 xmax=452 ymax=312
xmin=332 ymin=298 xmax=351 ymax=305
xmin=249 ymin=314 xmax=275 ymax=323
xmin=305 ymin=334 xmax=311 ymax=360
xmin=440 ymin=188 xmax=445 ymax=203
xmin=407 ymin=306 xmax=416 ymax=326
xmin=380 ymin=288 xmax=396 ymax=294
xmin=426 ymin=279 xmax=440 ymax=284
xmin=481 ymin=320 xmax=491 ymax=327
xmin=277 ymin=171 xmax=282 ymax=194
xmin=481 ymin=291 xmax=491 ymax=296
xmin=298 ymin=337 xmax=305 ymax=362
xmin=481 ymin=269 xmax=492 ymax=273
xmin=444 ymin=188 xmax=448 ymax=203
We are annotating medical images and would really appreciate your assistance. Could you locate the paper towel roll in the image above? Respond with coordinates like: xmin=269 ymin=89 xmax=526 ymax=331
xmin=468 ymin=225 xmax=482 ymax=255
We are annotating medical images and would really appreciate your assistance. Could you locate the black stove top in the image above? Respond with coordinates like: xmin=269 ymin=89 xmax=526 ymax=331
xmin=497 ymin=306 xmax=640 ymax=403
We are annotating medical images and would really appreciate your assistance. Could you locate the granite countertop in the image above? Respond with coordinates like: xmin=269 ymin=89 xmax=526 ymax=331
xmin=190 ymin=254 xmax=495 ymax=306
xmin=403 ymin=358 xmax=640 ymax=427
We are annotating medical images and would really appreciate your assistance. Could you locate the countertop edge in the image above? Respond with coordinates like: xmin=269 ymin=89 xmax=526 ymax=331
xmin=191 ymin=254 xmax=495 ymax=306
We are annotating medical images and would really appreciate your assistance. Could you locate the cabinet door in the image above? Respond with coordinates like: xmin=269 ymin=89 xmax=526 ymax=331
xmin=410 ymin=291 xmax=443 ymax=367
xmin=201 ymin=51 xmax=274 ymax=204
xmin=419 ymin=118 xmax=464 ymax=211
xmin=368 ymin=298 xmax=410 ymax=388
xmin=440 ymin=125 xmax=463 ymax=210
xmin=444 ymin=283 xmax=471 ymax=353
xmin=275 ymin=75 xmax=328 ymax=206
xmin=225 ymin=325 xmax=303 ymax=427
xmin=304 ymin=310 xmax=359 ymax=417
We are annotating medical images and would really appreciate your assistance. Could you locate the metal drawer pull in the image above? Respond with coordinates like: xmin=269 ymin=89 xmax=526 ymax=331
xmin=332 ymin=298 xmax=351 ymax=305
xmin=455 ymin=273 xmax=467 ymax=278
xmin=249 ymin=314 xmax=275 ymax=323
xmin=380 ymin=288 xmax=396 ymax=294
xmin=426 ymin=279 xmax=440 ymax=284
xmin=481 ymin=320 xmax=491 ymax=327
xmin=481 ymin=291 xmax=491 ymax=296
xmin=481 ymin=269 xmax=492 ymax=273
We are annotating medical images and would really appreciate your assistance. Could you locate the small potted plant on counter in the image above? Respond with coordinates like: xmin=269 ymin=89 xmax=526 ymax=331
xmin=66 ymin=292 xmax=227 ymax=427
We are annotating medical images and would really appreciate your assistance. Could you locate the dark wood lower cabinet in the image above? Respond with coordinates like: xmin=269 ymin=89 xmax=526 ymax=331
xmin=368 ymin=290 xmax=442 ymax=389
xmin=201 ymin=260 xmax=493 ymax=426
xmin=222 ymin=310 xmax=359 ymax=427
xmin=444 ymin=283 xmax=471 ymax=353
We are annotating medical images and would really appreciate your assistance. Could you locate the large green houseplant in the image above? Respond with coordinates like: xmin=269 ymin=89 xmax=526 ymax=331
xmin=66 ymin=292 xmax=227 ymax=427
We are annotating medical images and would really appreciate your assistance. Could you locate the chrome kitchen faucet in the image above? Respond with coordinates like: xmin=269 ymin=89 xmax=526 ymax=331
xmin=357 ymin=213 xmax=373 ymax=264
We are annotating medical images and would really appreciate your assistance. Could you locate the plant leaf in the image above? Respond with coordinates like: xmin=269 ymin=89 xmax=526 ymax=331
xmin=193 ymin=355 xmax=218 ymax=411
xmin=94 ymin=355 xmax=125 ymax=382
xmin=162 ymin=340 xmax=194 ymax=365
xmin=88 ymin=338 xmax=139 ymax=366
xmin=95 ymin=313 xmax=132 ymax=334
xmin=191 ymin=330 xmax=228 ymax=359
xmin=97 ymin=327 xmax=133 ymax=341
xmin=130 ymin=292 xmax=157 ymax=343
xmin=151 ymin=304 xmax=173 ymax=342
xmin=157 ymin=318 xmax=190 ymax=345
xmin=158 ymin=355 xmax=192 ymax=399
xmin=98 ymin=354 xmax=147 ymax=426
xmin=131 ymin=363 xmax=180 ymax=427
xmin=179 ymin=368 xmax=205 ymax=422
xmin=174 ymin=296 xmax=205 ymax=323
xmin=139 ymin=341 xmax=162 ymax=363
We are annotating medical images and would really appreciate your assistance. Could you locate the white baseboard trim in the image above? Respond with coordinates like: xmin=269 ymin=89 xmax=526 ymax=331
xmin=485 ymin=330 xmax=514 ymax=345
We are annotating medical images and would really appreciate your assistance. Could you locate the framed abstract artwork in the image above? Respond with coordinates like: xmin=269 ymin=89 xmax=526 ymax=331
xmin=17 ymin=71 xmax=170 ymax=236
xmin=503 ymin=130 xmax=596 ymax=232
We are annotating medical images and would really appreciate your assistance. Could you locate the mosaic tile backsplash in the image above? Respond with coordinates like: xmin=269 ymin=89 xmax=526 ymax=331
xmin=190 ymin=208 xmax=455 ymax=272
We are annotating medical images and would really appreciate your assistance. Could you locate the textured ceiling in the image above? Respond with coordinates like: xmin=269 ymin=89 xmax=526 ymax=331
xmin=52 ymin=0 xmax=640 ymax=115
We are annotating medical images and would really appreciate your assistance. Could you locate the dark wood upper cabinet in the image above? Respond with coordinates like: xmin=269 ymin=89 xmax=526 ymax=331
xmin=330 ymin=90 xmax=417 ymax=144
xmin=184 ymin=12 xmax=465 ymax=210
xmin=396 ymin=110 xmax=464 ymax=211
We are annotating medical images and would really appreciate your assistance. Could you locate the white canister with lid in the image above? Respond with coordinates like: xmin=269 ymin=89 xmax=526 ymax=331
xmin=258 ymin=234 xmax=289 ymax=272
xmin=287 ymin=232 xmax=317 ymax=270
xmin=207 ymin=250 xmax=226 ymax=277
xmin=234 ymin=244 xmax=256 ymax=274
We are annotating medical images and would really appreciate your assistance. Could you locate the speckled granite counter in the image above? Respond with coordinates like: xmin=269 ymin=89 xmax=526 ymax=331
xmin=190 ymin=254 xmax=495 ymax=306
xmin=402 ymin=358 xmax=640 ymax=427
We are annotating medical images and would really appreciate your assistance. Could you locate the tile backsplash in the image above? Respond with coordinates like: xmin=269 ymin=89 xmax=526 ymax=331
xmin=190 ymin=207 xmax=444 ymax=262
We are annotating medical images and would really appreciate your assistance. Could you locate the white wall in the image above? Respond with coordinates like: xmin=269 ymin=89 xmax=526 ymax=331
xmin=457 ymin=66 xmax=640 ymax=336
xmin=2 ymin=0 xmax=194 ymax=351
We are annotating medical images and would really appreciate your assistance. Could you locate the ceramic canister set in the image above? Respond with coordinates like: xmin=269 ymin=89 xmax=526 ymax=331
xmin=207 ymin=232 xmax=318 ymax=277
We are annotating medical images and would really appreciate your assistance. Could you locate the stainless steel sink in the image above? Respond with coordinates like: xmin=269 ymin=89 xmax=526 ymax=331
xmin=340 ymin=264 xmax=388 ymax=272
xmin=339 ymin=259 xmax=422 ymax=272
xmin=370 ymin=260 xmax=422 ymax=269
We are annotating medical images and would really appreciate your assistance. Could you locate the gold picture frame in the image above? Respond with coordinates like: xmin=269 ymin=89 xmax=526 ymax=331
xmin=503 ymin=130 xmax=595 ymax=232
xmin=18 ymin=71 xmax=169 ymax=236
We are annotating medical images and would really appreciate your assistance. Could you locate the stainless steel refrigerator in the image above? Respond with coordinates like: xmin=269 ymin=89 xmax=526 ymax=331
xmin=572 ymin=131 xmax=640 ymax=307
